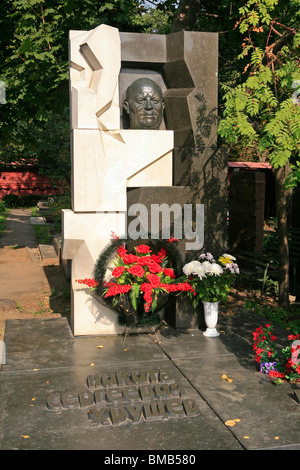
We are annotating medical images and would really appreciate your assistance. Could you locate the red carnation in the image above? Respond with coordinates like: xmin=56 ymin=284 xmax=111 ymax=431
xmin=76 ymin=278 xmax=98 ymax=288
xmin=112 ymin=266 xmax=125 ymax=278
xmin=163 ymin=268 xmax=175 ymax=279
xmin=148 ymin=260 xmax=163 ymax=273
xmin=123 ymin=253 xmax=139 ymax=264
xmin=158 ymin=247 xmax=167 ymax=259
xmin=140 ymin=282 xmax=154 ymax=311
xmin=105 ymin=284 xmax=132 ymax=297
xmin=117 ymin=245 xmax=127 ymax=258
xmin=137 ymin=256 xmax=151 ymax=266
xmin=150 ymin=254 xmax=162 ymax=263
xmin=127 ymin=265 xmax=145 ymax=277
xmin=146 ymin=273 xmax=161 ymax=287
xmin=136 ymin=245 xmax=152 ymax=254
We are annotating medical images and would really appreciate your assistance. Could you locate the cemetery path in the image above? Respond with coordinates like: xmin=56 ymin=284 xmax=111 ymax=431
xmin=0 ymin=208 xmax=70 ymax=340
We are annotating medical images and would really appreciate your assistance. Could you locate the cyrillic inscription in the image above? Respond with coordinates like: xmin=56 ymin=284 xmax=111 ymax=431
xmin=46 ymin=368 xmax=199 ymax=426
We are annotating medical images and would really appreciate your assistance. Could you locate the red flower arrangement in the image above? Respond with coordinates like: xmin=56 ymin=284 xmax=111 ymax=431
xmin=76 ymin=278 xmax=99 ymax=289
xmin=76 ymin=240 xmax=194 ymax=318
xmin=253 ymin=324 xmax=300 ymax=383
xmin=103 ymin=242 xmax=194 ymax=313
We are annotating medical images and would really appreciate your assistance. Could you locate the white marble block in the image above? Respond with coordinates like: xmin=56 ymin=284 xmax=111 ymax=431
xmin=69 ymin=24 xmax=121 ymax=131
xmin=62 ymin=209 xmax=127 ymax=335
xmin=64 ymin=24 xmax=174 ymax=335
xmin=71 ymin=129 xmax=173 ymax=212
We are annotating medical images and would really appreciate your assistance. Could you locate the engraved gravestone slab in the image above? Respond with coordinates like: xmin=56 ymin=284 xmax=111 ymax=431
xmin=0 ymin=318 xmax=246 ymax=450
xmin=0 ymin=360 xmax=243 ymax=450
xmin=46 ymin=367 xmax=200 ymax=426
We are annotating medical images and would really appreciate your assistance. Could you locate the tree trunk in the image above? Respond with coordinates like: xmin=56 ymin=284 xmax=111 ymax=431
xmin=169 ymin=0 xmax=202 ymax=33
xmin=275 ymin=166 xmax=290 ymax=311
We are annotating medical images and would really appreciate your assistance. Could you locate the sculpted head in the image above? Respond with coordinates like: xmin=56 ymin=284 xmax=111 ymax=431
xmin=123 ymin=78 xmax=165 ymax=130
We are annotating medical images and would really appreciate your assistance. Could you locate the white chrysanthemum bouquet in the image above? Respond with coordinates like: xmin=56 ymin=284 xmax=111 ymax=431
xmin=182 ymin=252 xmax=239 ymax=305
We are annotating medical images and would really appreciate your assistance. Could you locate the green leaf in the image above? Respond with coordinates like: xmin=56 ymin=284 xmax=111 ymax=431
xmin=129 ymin=285 xmax=140 ymax=311
xmin=272 ymin=378 xmax=283 ymax=385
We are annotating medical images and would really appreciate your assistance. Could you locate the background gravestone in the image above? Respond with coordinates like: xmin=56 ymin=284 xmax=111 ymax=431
xmin=228 ymin=171 xmax=266 ymax=253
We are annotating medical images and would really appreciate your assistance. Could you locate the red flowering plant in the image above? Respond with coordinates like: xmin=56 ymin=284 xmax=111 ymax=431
xmin=253 ymin=324 xmax=300 ymax=383
xmin=253 ymin=324 xmax=279 ymax=374
xmin=77 ymin=236 xmax=194 ymax=326
xmin=281 ymin=333 xmax=300 ymax=383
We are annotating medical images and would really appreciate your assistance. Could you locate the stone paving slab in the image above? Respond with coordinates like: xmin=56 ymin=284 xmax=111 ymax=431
xmin=2 ymin=318 xmax=167 ymax=371
xmin=38 ymin=244 xmax=59 ymax=265
xmin=30 ymin=217 xmax=47 ymax=225
xmin=0 ymin=263 xmax=48 ymax=297
xmin=0 ymin=318 xmax=243 ymax=451
xmin=0 ymin=360 xmax=242 ymax=450
xmin=1 ymin=314 xmax=299 ymax=451
xmin=174 ymin=355 xmax=300 ymax=450
xmin=0 ymin=209 xmax=37 ymax=249
xmin=155 ymin=313 xmax=300 ymax=450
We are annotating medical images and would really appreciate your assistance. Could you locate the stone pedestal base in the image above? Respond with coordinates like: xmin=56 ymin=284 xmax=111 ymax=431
xmin=164 ymin=296 xmax=205 ymax=330
xmin=71 ymin=289 xmax=124 ymax=336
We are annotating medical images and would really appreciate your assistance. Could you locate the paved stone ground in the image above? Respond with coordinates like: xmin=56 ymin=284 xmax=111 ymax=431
xmin=1 ymin=313 xmax=300 ymax=451
xmin=0 ymin=209 xmax=299 ymax=451
xmin=0 ymin=209 xmax=70 ymax=340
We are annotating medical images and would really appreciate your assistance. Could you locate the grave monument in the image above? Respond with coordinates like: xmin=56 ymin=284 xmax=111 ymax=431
xmin=62 ymin=24 xmax=227 ymax=336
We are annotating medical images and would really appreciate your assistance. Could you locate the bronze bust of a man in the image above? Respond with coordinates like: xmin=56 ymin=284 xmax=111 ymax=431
xmin=123 ymin=78 xmax=165 ymax=130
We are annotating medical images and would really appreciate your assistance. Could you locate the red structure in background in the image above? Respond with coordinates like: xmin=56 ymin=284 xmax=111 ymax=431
xmin=0 ymin=167 xmax=62 ymax=199
xmin=1 ymin=161 xmax=273 ymax=201
xmin=228 ymin=161 xmax=272 ymax=179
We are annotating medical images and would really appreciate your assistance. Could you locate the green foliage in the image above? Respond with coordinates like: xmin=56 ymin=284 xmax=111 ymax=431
xmin=0 ymin=197 xmax=9 ymax=236
xmin=33 ymin=224 xmax=53 ymax=244
xmin=218 ymin=0 xmax=300 ymax=187
xmin=48 ymin=189 xmax=72 ymax=231
xmin=130 ymin=7 xmax=171 ymax=33
xmin=285 ymin=161 xmax=300 ymax=190
xmin=2 ymin=194 xmax=42 ymax=208
xmin=239 ymin=0 xmax=277 ymax=32
xmin=0 ymin=212 xmax=8 ymax=237
xmin=245 ymin=299 xmax=300 ymax=334
xmin=0 ymin=200 xmax=7 ymax=213
xmin=0 ymin=0 xmax=162 ymax=184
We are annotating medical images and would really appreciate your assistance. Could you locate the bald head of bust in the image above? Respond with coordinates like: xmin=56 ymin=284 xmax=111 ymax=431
xmin=123 ymin=78 xmax=165 ymax=130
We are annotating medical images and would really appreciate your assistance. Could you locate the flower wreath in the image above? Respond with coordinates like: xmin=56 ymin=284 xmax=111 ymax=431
xmin=85 ymin=235 xmax=193 ymax=326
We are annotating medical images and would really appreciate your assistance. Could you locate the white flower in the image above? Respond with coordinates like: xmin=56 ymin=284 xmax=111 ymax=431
xmin=199 ymin=252 xmax=215 ymax=262
xmin=232 ymin=263 xmax=240 ymax=274
xmin=225 ymin=262 xmax=239 ymax=274
xmin=202 ymin=261 xmax=213 ymax=273
xmin=183 ymin=261 xmax=201 ymax=276
xmin=195 ymin=264 xmax=207 ymax=280
xmin=182 ymin=262 xmax=193 ymax=276
xmin=225 ymin=263 xmax=234 ymax=273
xmin=222 ymin=253 xmax=236 ymax=261
xmin=210 ymin=263 xmax=223 ymax=276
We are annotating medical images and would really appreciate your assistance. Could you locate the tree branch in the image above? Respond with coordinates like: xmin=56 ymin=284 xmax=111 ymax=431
xmin=169 ymin=0 xmax=202 ymax=33
xmin=262 ymin=30 xmax=296 ymax=65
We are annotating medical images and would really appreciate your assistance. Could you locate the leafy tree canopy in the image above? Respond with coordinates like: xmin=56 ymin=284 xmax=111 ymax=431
xmin=1 ymin=0 xmax=299 ymax=187
xmin=218 ymin=0 xmax=300 ymax=188
xmin=0 ymin=0 xmax=152 ymax=181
